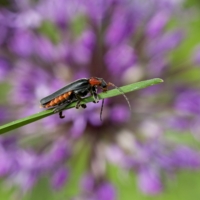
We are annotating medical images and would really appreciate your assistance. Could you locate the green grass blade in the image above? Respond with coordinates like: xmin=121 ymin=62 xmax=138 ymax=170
xmin=0 ymin=78 xmax=163 ymax=134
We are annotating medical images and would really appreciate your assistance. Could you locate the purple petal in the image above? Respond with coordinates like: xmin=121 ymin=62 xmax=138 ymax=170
xmin=34 ymin=36 xmax=55 ymax=62
xmin=14 ymin=10 xmax=42 ymax=28
xmin=138 ymin=120 xmax=163 ymax=138
xmin=147 ymin=56 xmax=167 ymax=77
xmin=38 ymin=0 xmax=80 ymax=27
xmin=0 ymin=136 xmax=18 ymax=149
xmin=15 ymin=150 xmax=39 ymax=170
xmin=146 ymin=11 xmax=169 ymax=38
xmin=10 ymin=61 xmax=51 ymax=105
xmin=81 ymin=30 xmax=96 ymax=50
xmin=173 ymin=147 xmax=200 ymax=169
xmin=174 ymin=89 xmax=200 ymax=115
xmin=140 ymin=85 xmax=162 ymax=96
xmin=105 ymin=7 xmax=135 ymax=46
xmin=49 ymin=140 xmax=70 ymax=163
xmin=81 ymin=174 xmax=95 ymax=192
xmin=105 ymin=44 xmax=136 ymax=75
xmin=8 ymin=30 xmax=34 ymax=57
xmin=105 ymin=145 xmax=125 ymax=165
xmin=70 ymin=31 xmax=96 ymax=65
xmin=137 ymin=168 xmax=162 ymax=195
xmin=70 ymin=116 xmax=87 ymax=138
xmin=110 ymin=105 xmax=130 ymax=123
xmin=147 ymin=30 xmax=183 ymax=57
xmin=0 ymin=152 xmax=12 ymax=176
xmin=51 ymin=167 xmax=68 ymax=190
xmin=71 ymin=43 xmax=92 ymax=65
xmin=156 ymin=154 xmax=176 ymax=171
xmin=84 ymin=0 xmax=113 ymax=24
xmin=0 ymin=58 xmax=11 ymax=81
xmin=96 ymin=183 xmax=116 ymax=200
xmin=0 ymin=107 xmax=9 ymax=123
xmin=167 ymin=116 xmax=190 ymax=131
xmin=11 ymin=171 xmax=37 ymax=192
xmin=0 ymin=26 xmax=7 ymax=45
xmin=88 ymin=110 xmax=103 ymax=126
xmin=39 ymin=140 xmax=70 ymax=170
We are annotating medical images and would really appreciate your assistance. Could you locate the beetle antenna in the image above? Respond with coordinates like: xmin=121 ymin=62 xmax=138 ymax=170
xmin=100 ymin=98 xmax=104 ymax=121
xmin=108 ymin=82 xmax=131 ymax=111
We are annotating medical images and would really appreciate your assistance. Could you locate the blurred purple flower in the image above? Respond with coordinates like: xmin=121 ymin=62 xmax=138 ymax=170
xmin=105 ymin=44 xmax=136 ymax=75
xmin=34 ymin=36 xmax=56 ymax=62
xmin=146 ymin=30 xmax=183 ymax=57
xmin=1 ymin=0 xmax=200 ymax=198
xmin=0 ymin=26 xmax=7 ymax=46
xmin=45 ymin=139 xmax=71 ymax=165
xmin=175 ymin=89 xmax=200 ymax=115
xmin=105 ymin=6 xmax=135 ymax=46
xmin=38 ymin=0 xmax=82 ymax=28
xmin=137 ymin=167 xmax=162 ymax=195
xmin=81 ymin=174 xmax=95 ymax=192
xmin=96 ymin=183 xmax=116 ymax=200
xmin=0 ymin=136 xmax=72 ymax=191
xmin=51 ymin=167 xmax=69 ymax=190
xmin=81 ymin=174 xmax=116 ymax=200
xmin=12 ymin=171 xmax=38 ymax=192
xmin=0 ymin=151 xmax=12 ymax=176
xmin=8 ymin=30 xmax=34 ymax=57
xmin=147 ymin=56 xmax=167 ymax=77
xmin=146 ymin=11 xmax=169 ymax=38
xmin=10 ymin=62 xmax=49 ymax=105
xmin=173 ymin=147 xmax=200 ymax=169
xmin=0 ymin=58 xmax=11 ymax=81
xmin=110 ymin=105 xmax=130 ymax=123
xmin=70 ymin=34 xmax=94 ymax=65
xmin=14 ymin=10 xmax=42 ymax=28
xmin=0 ymin=108 xmax=9 ymax=123
xmin=84 ymin=0 xmax=114 ymax=24
xmin=167 ymin=116 xmax=191 ymax=131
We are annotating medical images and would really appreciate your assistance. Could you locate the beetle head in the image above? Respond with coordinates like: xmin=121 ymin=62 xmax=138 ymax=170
xmin=89 ymin=77 xmax=108 ymax=91
xmin=99 ymin=78 xmax=108 ymax=91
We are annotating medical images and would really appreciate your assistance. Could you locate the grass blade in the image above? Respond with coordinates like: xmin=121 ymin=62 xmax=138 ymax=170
xmin=0 ymin=78 xmax=163 ymax=134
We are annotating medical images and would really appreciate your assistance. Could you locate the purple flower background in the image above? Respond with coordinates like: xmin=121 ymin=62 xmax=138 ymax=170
xmin=1 ymin=0 xmax=200 ymax=199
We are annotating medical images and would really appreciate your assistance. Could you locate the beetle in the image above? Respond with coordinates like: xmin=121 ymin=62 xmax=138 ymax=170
xmin=40 ymin=77 xmax=131 ymax=120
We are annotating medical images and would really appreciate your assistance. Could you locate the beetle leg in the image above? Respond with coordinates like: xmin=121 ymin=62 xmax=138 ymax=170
xmin=81 ymin=104 xmax=87 ymax=109
xmin=59 ymin=111 xmax=65 ymax=118
xmin=53 ymin=101 xmax=70 ymax=113
xmin=74 ymin=93 xmax=84 ymax=109
xmin=91 ymin=86 xmax=99 ymax=103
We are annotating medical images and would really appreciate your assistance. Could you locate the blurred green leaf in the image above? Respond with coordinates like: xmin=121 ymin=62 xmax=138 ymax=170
xmin=0 ymin=0 xmax=11 ymax=7
xmin=38 ymin=21 xmax=61 ymax=44
xmin=184 ymin=0 xmax=200 ymax=8
xmin=0 ymin=83 xmax=10 ymax=104
xmin=71 ymin=15 xmax=87 ymax=36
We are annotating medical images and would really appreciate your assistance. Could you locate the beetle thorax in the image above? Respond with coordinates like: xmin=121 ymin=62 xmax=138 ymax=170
xmin=89 ymin=77 xmax=102 ymax=86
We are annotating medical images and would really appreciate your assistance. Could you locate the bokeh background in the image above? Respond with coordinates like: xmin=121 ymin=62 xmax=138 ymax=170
xmin=1 ymin=0 xmax=200 ymax=199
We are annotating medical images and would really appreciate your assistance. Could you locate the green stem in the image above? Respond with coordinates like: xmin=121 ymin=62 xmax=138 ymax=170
xmin=0 ymin=78 xmax=163 ymax=134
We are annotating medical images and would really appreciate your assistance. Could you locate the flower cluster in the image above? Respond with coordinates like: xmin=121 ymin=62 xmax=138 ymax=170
xmin=1 ymin=0 xmax=200 ymax=199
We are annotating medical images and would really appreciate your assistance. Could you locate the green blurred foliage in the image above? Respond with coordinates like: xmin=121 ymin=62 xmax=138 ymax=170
xmin=38 ymin=21 xmax=61 ymax=44
xmin=0 ymin=0 xmax=11 ymax=7
xmin=0 ymin=83 xmax=10 ymax=105
xmin=184 ymin=0 xmax=200 ymax=9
